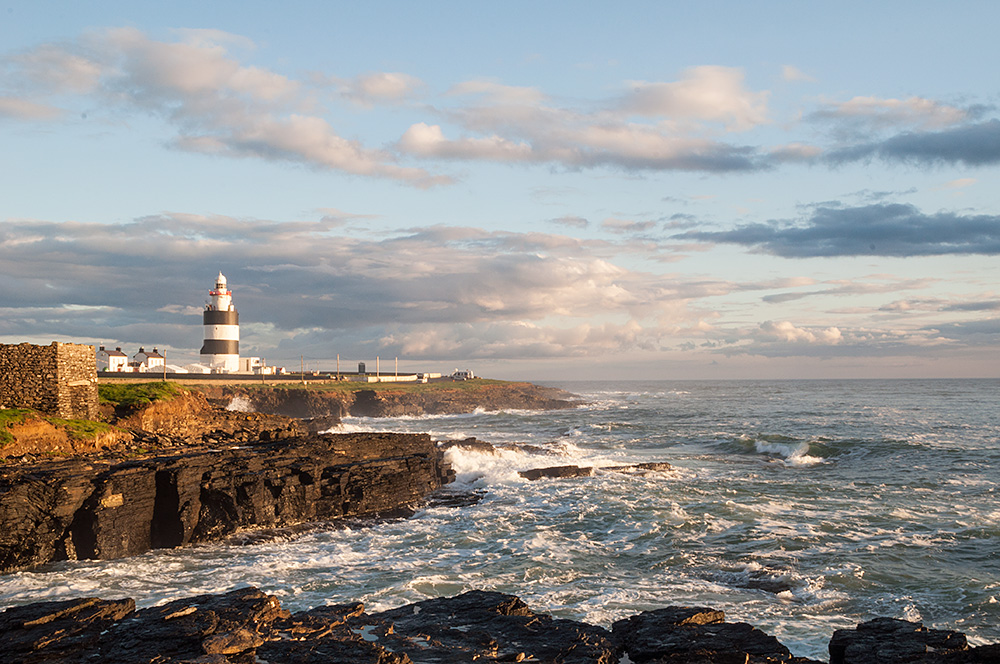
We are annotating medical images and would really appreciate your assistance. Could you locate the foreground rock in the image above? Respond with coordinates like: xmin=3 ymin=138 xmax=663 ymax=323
xmin=4 ymin=587 xmax=997 ymax=663
xmin=829 ymin=617 xmax=999 ymax=664
xmin=612 ymin=606 xmax=819 ymax=663
xmin=0 ymin=433 xmax=453 ymax=573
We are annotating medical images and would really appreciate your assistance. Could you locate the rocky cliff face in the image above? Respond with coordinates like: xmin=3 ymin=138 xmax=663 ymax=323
xmin=4 ymin=586 xmax=998 ymax=663
xmin=0 ymin=432 xmax=454 ymax=573
xmin=196 ymin=381 xmax=582 ymax=420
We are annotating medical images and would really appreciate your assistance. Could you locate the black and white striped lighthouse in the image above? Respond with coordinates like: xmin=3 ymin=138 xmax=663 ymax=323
xmin=200 ymin=271 xmax=239 ymax=372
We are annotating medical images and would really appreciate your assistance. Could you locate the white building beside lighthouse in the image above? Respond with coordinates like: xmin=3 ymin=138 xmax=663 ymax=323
xmin=200 ymin=272 xmax=239 ymax=372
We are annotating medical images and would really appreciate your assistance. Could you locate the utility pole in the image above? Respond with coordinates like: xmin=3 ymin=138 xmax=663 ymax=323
xmin=301 ymin=355 xmax=304 ymax=384
xmin=337 ymin=353 xmax=340 ymax=380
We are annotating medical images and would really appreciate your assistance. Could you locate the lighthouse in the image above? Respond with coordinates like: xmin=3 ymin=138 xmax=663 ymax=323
xmin=200 ymin=271 xmax=239 ymax=372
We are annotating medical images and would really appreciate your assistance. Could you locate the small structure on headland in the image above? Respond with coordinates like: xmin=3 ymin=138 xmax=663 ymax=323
xmin=0 ymin=341 xmax=98 ymax=419
xmin=96 ymin=346 xmax=129 ymax=372
xmin=200 ymin=272 xmax=240 ymax=373
xmin=133 ymin=347 xmax=165 ymax=372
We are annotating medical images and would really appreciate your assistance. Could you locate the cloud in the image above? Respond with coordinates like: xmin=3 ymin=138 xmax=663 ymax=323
xmin=0 ymin=28 xmax=448 ymax=186
xmin=398 ymin=122 xmax=534 ymax=161
xmin=763 ymin=276 xmax=932 ymax=304
xmin=339 ymin=71 xmax=424 ymax=106
xmin=756 ymin=320 xmax=842 ymax=344
xmin=619 ymin=66 xmax=770 ymax=131
xmin=811 ymin=95 xmax=968 ymax=130
xmin=943 ymin=300 xmax=1000 ymax=312
xmin=396 ymin=67 xmax=773 ymax=173
xmin=768 ymin=142 xmax=822 ymax=162
xmin=826 ymin=119 xmax=1000 ymax=166
xmin=601 ymin=217 xmax=658 ymax=234
xmin=2 ymin=211 xmax=994 ymax=368
xmin=548 ymin=215 xmax=589 ymax=229
xmin=0 ymin=96 xmax=62 ymax=119
xmin=678 ymin=203 xmax=1000 ymax=257
xmin=934 ymin=178 xmax=978 ymax=191
xmin=447 ymin=80 xmax=547 ymax=105
xmin=781 ymin=65 xmax=815 ymax=83
xmin=0 ymin=214 xmax=696 ymax=362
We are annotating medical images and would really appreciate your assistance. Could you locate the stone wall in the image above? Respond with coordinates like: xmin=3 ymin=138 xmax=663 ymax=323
xmin=0 ymin=342 xmax=98 ymax=419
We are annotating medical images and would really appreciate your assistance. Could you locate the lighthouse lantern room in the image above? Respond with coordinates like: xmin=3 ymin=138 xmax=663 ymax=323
xmin=200 ymin=271 xmax=239 ymax=372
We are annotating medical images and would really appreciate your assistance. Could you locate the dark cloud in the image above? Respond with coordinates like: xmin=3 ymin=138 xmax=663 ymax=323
xmin=943 ymin=300 xmax=1000 ymax=312
xmin=923 ymin=318 xmax=1000 ymax=342
xmin=678 ymin=203 xmax=1000 ymax=257
xmin=827 ymin=119 xmax=1000 ymax=167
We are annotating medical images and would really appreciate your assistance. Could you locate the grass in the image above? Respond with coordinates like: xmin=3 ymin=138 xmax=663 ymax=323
xmin=48 ymin=417 xmax=116 ymax=441
xmin=98 ymin=381 xmax=188 ymax=407
xmin=0 ymin=408 xmax=116 ymax=447
xmin=0 ymin=409 xmax=34 ymax=446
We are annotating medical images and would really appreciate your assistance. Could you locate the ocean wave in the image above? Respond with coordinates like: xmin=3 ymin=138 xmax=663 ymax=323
xmin=225 ymin=395 xmax=253 ymax=412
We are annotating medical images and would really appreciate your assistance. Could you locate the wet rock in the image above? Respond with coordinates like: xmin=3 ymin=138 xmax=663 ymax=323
xmin=0 ymin=433 xmax=454 ymax=572
xmin=604 ymin=461 xmax=673 ymax=474
xmin=4 ymin=588 xmax=997 ymax=664
xmin=612 ymin=606 xmax=822 ymax=663
xmin=0 ymin=596 xmax=134 ymax=663
xmin=439 ymin=437 xmax=498 ymax=455
xmin=368 ymin=590 xmax=618 ymax=663
xmin=829 ymin=617 xmax=970 ymax=664
xmin=519 ymin=465 xmax=594 ymax=481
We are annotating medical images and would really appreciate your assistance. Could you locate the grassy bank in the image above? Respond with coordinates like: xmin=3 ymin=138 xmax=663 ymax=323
xmin=98 ymin=381 xmax=188 ymax=407
xmin=0 ymin=408 xmax=115 ymax=448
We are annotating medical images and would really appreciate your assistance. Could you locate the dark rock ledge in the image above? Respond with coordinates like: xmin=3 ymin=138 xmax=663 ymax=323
xmin=0 ymin=432 xmax=454 ymax=573
xmin=3 ymin=586 xmax=998 ymax=664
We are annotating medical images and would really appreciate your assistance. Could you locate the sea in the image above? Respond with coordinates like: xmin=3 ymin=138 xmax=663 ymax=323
xmin=1 ymin=379 xmax=998 ymax=661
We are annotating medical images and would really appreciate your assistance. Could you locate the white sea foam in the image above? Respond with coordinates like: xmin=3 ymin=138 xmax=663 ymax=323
xmin=753 ymin=440 xmax=824 ymax=466
xmin=225 ymin=396 xmax=253 ymax=412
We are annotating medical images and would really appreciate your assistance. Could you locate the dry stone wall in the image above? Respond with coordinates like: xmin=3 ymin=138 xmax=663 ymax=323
xmin=0 ymin=342 xmax=98 ymax=419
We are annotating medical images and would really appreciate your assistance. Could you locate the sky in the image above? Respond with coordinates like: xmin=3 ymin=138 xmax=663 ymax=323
xmin=1 ymin=1 xmax=998 ymax=380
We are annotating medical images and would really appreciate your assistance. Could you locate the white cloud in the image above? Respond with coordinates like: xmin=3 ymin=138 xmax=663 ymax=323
xmin=398 ymin=122 xmax=533 ymax=161
xmin=621 ymin=66 xmax=770 ymax=130
xmin=813 ymin=95 xmax=968 ymax=130
xmin=341 ymin=72 xmax=424 ymax=106
xmin=757 ymin=320 xmax=843 ymax=344
xmin=0 ymin=28 xmax=448 ymax=187
xmin=781 ymin=65 xmax=815 ymax=83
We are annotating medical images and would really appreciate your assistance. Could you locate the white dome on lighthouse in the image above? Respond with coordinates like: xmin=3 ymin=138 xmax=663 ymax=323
xmin=216 ymin=272 xmax=227 ymax=289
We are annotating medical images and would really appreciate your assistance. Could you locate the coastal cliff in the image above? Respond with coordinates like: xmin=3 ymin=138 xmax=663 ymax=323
xmin=0 ymin=379 xmax=577 ymax=572
xmin=3 ymin=586 xmax=997 ymax=663
xmin=0 ymin=432 xmax=454 ymax=573
xmin=195 ymin=380 xmax=582 ymax=420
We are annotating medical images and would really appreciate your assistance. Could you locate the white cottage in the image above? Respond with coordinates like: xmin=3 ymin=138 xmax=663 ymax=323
xmin=133 ymin=347 xmax=165 ymax=372
xmin=96 ymin=346 xmax=129 ymax=372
